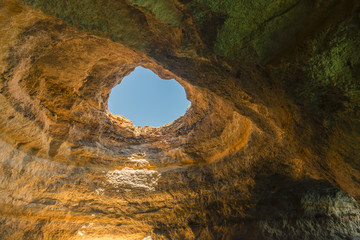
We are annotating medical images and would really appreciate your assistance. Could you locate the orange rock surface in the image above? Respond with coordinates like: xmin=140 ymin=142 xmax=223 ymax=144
xmin=1 ymin=0 xmax=360 ymax=239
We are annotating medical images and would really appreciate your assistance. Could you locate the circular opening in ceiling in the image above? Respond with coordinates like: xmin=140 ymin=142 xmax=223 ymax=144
xmin=108 ymin=66 xmax=191 ymax=127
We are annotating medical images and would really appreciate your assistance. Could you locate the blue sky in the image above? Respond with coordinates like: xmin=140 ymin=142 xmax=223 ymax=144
xmin=108 ymin=67 xmax=191 ymax=127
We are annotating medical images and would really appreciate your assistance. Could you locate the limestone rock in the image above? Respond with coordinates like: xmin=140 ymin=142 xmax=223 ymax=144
xmin=1 ymin=0 xmax=360 ymax=239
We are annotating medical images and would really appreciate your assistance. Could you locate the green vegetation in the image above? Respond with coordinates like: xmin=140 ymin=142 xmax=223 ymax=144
xmin=128 ymin=0 xmax=182 ymax=27
xmin=300 ymin=23 xmax=360 ymax=122
xmin=20 ymin=0 xmax=151 ymax=51
xmin=188 ymin=0 xmax=298 ymax=60
xmin=188 ymin=0 xmax=359 ymax=122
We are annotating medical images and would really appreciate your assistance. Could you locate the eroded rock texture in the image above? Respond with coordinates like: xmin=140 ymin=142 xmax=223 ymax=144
xmin=1 ymin=0 xmax=360 ymax=239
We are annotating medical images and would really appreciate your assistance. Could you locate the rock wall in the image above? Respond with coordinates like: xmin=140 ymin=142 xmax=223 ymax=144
xmin=1 ymin=0 xmax=360 ymax=239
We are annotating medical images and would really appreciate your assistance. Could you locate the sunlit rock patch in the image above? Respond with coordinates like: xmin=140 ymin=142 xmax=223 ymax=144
xmin=106 ymin=167 xmax=161 ymax=191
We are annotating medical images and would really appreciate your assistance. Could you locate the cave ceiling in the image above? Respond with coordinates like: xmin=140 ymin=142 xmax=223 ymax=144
xmin=1 ymin=0 xmax=360 ymax=239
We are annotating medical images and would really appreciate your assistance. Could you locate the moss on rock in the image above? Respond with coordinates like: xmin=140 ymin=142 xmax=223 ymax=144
xmin=128 ymin=0 xmax=183 ymax=27
xmin=305 ymin=23 xmax=360 ymax=117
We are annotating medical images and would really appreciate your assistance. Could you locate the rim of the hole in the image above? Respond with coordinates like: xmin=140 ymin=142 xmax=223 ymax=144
xmin=107 ymin=66 xmax=193 ymax=129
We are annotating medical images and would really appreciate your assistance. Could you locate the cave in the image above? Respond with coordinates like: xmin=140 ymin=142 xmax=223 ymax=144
xmin=1 ymin=0 xmax=360 ymax=239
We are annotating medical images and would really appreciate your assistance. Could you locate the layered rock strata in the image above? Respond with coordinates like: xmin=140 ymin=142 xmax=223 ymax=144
xmin=1 ymin=0 xmax=360 ymax=239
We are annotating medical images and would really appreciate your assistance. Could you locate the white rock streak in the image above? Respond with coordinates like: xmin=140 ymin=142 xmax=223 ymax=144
xmin=106 ymin=167 xmax=160 ymax=191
